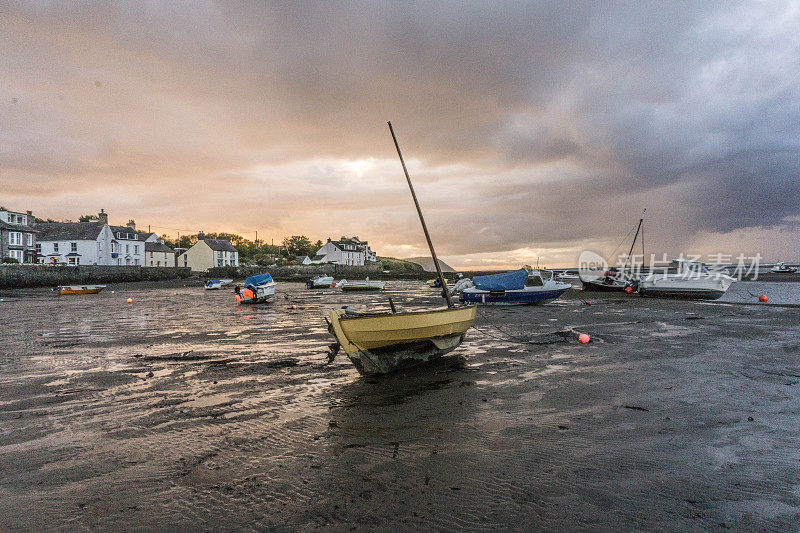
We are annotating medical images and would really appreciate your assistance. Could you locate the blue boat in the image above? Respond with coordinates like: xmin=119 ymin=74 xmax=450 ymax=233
xmin=457 ymin=268 xmax=571 ymax=305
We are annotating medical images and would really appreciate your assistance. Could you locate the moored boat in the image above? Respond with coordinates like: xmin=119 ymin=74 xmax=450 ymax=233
xmin=328 ymin=305 xmax=476 ymax=375
xmin=337 ymin=278 xmax=386 ymax=292
xmin=639 ymin=259 xmax=735 ymax=300
xmin=205 ymin=278 xmax=233 ymax=290
xmin=326 ymin=121 xmax=475 ymax=375
xmin=455 ymin=268 xmax=571 ymax=305
xmin=768 ymin=262 xmax=797 ymax=274
xmin=580 ymin=209 xmax=646 ymax=293
xmin=307 ymin=275 xmax=334 ymax=289
xmin=234 ymin=273 xmax=276 ymax=304
xmin=57 ymin=285 xmax=106 ymax=295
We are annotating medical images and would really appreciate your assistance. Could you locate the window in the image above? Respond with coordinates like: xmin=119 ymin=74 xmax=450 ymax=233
xmin=9 ymin=250 xmax=23 ymax=261
xmin=36 ymin=243 xmax=41 ymax=253
xmin=6 ymin=213 xmax=12 ymax=222
xmin=126 ymin=244 xmax=130 ymax=253
xmin=71 ymin=242 xmax=77 ymax=252
xmin=16 ymin=215 xmax=24 ymax=224
xmin=68 ymin=256 xmax=79 ymax=265
xmin=26 ymin=233 xmax=33 ymax=246
xmin=53 ymin=242 xmax=59 ymax=252
xmin=134 ymin=245 xmax=139 ymax=254
xmin=9 ymin=232 xmax=22 ymax=246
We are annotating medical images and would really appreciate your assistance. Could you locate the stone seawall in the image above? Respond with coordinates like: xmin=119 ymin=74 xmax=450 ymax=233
xmin=0 ymin=265 xmax=193 ymax=289
xmin=204 ymin=264 xmax=502 ymax=282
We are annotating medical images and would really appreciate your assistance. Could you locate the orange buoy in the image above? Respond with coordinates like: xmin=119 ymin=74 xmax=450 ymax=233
xmin=624 ymin=286 xmax=634 ymax=294
xmin=578 ymin=333 xmax=590 ymax=344
xmin=586 ymin=301 xmax=592 ymax=306
xmin=759 ymin=295 xmax=768 ymax=302
xmin=291 ymin=305 xmax=297 ymax=309
xmin=235 ymin=294 xmax=241 ymax=302
xmin=127 ymin=298 xmax=133 ymax=303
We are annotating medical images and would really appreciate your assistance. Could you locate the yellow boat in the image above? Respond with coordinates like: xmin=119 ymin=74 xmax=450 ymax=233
xmin=328 ymin=304 xmax=476 ymax=375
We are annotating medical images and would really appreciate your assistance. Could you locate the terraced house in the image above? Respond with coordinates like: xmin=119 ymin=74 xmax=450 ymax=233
xmin=36 ymin=210 xmax=162 ymax=266
xmin=0 ymin=207 xmax=38 ymax=263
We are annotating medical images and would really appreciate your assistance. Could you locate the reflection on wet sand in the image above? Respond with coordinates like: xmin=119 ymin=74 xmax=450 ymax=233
xmin=1 ymin=281 xmax=799 ymax=530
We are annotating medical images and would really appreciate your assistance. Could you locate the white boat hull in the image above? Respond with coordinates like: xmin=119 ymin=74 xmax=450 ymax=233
xmin=639 ymin=274 xmax=734 ymax=300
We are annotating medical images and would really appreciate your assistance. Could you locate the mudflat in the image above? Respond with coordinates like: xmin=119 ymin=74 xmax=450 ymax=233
xmin=1 ymin=281 xmax=798 ymax=530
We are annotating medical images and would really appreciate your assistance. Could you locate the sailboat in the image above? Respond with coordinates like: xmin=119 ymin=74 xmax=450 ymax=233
xmin=580 ymin=209 xmax=646 ymax=292
xmin=327 ymin=122 xmax=476 ymax=375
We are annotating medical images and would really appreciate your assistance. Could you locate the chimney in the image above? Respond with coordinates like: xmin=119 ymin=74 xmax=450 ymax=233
xmin=98 ymin=209 xmax=108 ymax=225
xmin=198 ymin=231 xmax=206 ymax=240
xmin=26 ymin=210 xmax=34 ymax=227
xmin=126 ymin=219 xmax=136 ymax=231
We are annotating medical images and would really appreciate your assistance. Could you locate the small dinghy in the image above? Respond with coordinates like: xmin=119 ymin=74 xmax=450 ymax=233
xmin=205 ymin=278 xmax=233 ymax=290
xmin=337 ymin=278 xmax=386 ymax=292
xmin=454 ymin=268 xmax=571 ymax=305
xmin=769 ymin=262 xmax=797 ymax=274
xmin=57 ymin=285 xmax=106 ymax=295
xmin=306 ymin=275 xmax=334 ymax=289
xmin=234 ymin=273 xmax=276 ymax=304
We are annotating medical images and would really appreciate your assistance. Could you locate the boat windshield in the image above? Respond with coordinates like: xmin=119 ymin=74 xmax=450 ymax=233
xmin=525 ymin=275 xmax=544 ymax=287
xmin=676 ymin=261 xmax=709 ymax=275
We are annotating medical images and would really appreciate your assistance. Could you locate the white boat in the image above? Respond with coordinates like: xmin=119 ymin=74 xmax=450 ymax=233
xmin=205 ymin=278 xmax=233 ymax=290
xmin=337 ymin=278 xmax=386 ymax=292
xmin=234 ymin=274 xmax=276 ymax=304
xmin=306 ymin=275 xmax=334 ymax=289
xmin=454 ymin=268 xmax=571 ymax=305
xmin=639 ymin=259 xmax=735 ymax=300
xmin=769 ymin=262 xmax=797 ymax=274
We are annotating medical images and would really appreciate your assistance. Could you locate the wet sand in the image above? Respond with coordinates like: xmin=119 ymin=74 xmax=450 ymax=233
xmin=1 ymin=281 xmax=799 ymax=530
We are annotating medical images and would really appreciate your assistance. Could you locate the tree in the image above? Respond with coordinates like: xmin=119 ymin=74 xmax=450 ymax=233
xmin=79 ymin=214 xmax=98 ymax=222
xmin=282 ymin=235 xmax=314 ymax=257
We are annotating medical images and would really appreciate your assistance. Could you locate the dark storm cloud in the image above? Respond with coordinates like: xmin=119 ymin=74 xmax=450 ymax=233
xmin=2 ymin=1 xmax=799 ymax=266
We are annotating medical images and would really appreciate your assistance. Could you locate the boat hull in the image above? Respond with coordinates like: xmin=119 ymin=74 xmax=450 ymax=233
xmin=58 ymin=285 xmax=106 ymax=295
xmin=328 ymin=305 xmax=476 ymax=375
xmin=460 ymin=288 xmax=568 ymax=305
xmin=339 ymin=282 xmax=386 ymax=292
xmin=580 ymin=279 xmax=630 ymax=292
xmin=638 ymin=275 xmax=734 ymax=300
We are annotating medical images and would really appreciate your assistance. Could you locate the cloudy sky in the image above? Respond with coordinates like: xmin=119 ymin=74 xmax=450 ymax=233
xmin=2 ymin=1 xmax=799 ymax=268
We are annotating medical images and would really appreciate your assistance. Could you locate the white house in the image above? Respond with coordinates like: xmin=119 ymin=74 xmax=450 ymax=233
xmin=178 ymin=238 xmax=239 ymax=271
xmin=145 ymin=241 xmax=176 ymax=267
xmin=0 ymin=207 xmax=38 ymax=263
xmin=36 ymin=210 xmax=149 ymax=266
xmin=312 ymin=236 xmax=378 ymax=266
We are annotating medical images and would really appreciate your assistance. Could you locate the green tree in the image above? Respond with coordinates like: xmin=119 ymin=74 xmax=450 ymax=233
xmin=282 ymin=235 xmax=314 ymax=257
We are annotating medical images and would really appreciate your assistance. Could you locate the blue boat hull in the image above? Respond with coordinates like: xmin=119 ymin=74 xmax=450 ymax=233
xmin=460 ymin=288 xmax=568 ymax=305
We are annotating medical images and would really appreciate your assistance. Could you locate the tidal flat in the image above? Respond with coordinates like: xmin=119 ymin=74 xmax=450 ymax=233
xmin=1 ymin=281 xmax=799 ymax=530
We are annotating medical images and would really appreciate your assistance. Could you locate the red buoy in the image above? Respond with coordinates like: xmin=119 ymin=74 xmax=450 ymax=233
xmin=624 ymin=286 xmax=633 ymax=294
xmin=759 ymin=295 xmax=768 ymax=302
xmin=578 ymin=333 xmax=590 ymax=344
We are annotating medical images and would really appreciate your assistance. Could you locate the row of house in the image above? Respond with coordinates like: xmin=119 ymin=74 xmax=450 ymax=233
xmin=2 ymin=206 xmax=378 ymax=271
xmin=0 ymin=208 xmax=239 ymax=271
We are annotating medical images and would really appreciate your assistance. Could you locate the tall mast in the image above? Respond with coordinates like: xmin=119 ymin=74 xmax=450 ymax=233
xmin=387 ymin=121 xmax=454 ymax=307
xmin=622 ymin=208 xmax=646 ymax=271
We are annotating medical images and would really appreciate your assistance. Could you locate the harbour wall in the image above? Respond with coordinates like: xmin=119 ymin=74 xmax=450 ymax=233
xmin=206 ymin=264 xmax=503 ymax=282
xmin=0 ymin=265 xmax=193 ymax=289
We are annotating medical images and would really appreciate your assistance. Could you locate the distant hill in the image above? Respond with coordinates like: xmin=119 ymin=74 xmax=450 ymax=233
xmin=402 ymin=256 xmax=457 ymax=273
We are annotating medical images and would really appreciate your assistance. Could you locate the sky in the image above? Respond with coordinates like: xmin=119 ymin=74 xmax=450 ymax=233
xmin=2 ymin=1 xmax=800 ymax=269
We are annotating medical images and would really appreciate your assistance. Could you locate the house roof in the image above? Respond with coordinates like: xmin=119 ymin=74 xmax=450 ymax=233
xmin=37 ymin=222 xmax=103 ymax=241
xmin=109 ymin=225 xmax=142 ymax=240
xmin=311 ymin=254 xmax=327 ymax=261
xmin=0 ymin=220 xmax=38 ymax=233
xmin=203 ymin=239 xmax=237 ymax=252
xmin=145 ymin=241 xmax=175 ymax=253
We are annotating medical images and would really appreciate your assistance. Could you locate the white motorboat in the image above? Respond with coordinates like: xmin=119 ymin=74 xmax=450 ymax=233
xmin=205 ymin=278 xmax=233 ymax=290
xmin=306 ymin=275 xmax=334 ymax=289
xmin=234 ymin=274 xmax=276 ymax=304
xmin=639 ymin=259 xmax=735 ymax=300
xmin=453 ymin=268 xmax=571 ymax=305
xmin=769 ymin=262 xmax=797 ymax=274
xmin=336 ymin=278 xmax=387 ymax=292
